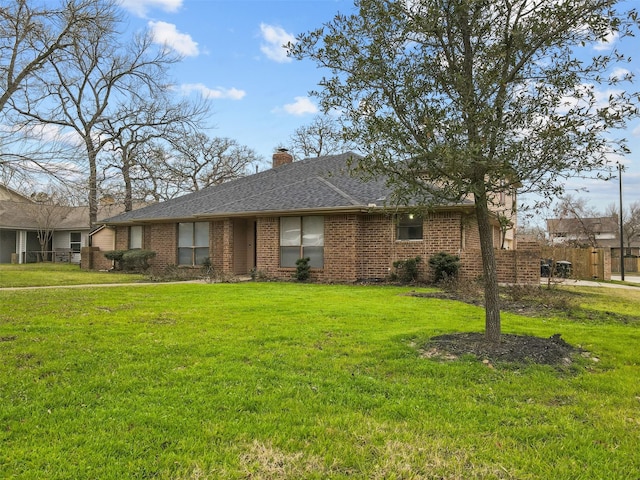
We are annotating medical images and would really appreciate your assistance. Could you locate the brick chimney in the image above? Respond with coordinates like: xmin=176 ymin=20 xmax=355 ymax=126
xmin=272 ymin=148 xmax=293 ymax=168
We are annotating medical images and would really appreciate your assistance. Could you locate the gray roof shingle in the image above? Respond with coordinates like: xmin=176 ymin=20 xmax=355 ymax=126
xmin=103 ymin=152 xmax=474 ymax=225
xmin=104 ymin=153 xmax=395 ymax=224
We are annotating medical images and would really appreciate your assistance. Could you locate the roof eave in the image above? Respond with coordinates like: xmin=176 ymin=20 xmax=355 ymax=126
xmin=102 ymin=202 xmax=475 ymax=226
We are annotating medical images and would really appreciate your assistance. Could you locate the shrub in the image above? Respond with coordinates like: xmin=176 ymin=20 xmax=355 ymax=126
xmin=250 ymin=268 xmax=268 ymax=281
xmin=295 ymin=257 xmax=311 ymax=281
xmin=104 ymin=250 xmax=126 ymax=270
xmin=392 ymin=256 xmax=422 ymax=283
xmin=121 ymin=250 xmax=156 ymax=272
xmin=428 ymin=252 xmax=460 ymax=283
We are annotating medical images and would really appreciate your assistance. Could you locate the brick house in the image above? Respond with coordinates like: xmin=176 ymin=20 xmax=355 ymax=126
xmin=88 ymin=150 xmax=540 ymax=283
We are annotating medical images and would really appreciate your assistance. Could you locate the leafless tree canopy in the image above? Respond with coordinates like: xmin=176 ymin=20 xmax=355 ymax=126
xmin=2 ymin=0 xmax=217 ymax=225
xmin=101 ymin=134 xmax=262 ymax=205
xmin=0 ymin=0 xmax=106 ymax=186
xmin=288 ymin=115 xmax=355 ymax=160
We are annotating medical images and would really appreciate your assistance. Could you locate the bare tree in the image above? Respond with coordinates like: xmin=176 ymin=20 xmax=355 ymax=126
xmin=23 ymin=190 xmax=73 ymax=261
xmin=166 ymin=134 xmax=261 ymax=193
xmin=606 ymin=201 xmax=640 ymax=253
xmin=126 ymin=143 xmax=178 ymax=202
xmin=0 ymin=0 xmax=103 ymax=113
xmin=100 ymin=134 xmax=261 ymax=204
xmin=0 ymin=0 xmax=103 ymax=185
xmin=101 ymin=95 xmax=210 ymax=211
xmin=10 ymin=2 xmax=181 ymax=225
xmin=288 ymin=115 xmax=354 ymax=159
xmin=550 ymin=195 xmax=602 ymax=247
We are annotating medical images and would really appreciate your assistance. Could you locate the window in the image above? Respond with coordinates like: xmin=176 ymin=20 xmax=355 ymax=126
xmin=129 ymin=226 xmax=143 ymax=249
xmin=397 ymin=214 xmax=423 ymax=240
xmin=178 ymin=222 xmax=209 ymax=266
xmin=280 ymin=216 xmax=324 ymax=268
xmin=70 ymin=232 xmax=82 ymax=252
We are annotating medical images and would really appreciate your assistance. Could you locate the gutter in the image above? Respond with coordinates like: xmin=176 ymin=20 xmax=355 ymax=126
xmin=101 ymin=203 xmax=477 ymax=227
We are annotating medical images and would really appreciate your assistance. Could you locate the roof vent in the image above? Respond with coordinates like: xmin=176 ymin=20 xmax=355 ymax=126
xmin=272 ymin=148 xmax=293 ymax=168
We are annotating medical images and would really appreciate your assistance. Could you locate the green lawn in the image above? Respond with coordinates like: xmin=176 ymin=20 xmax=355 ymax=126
xmin=0 ymin=263 xmax=145 ymax=287
xmin=1 ymin=281 xmax=638 ymax=479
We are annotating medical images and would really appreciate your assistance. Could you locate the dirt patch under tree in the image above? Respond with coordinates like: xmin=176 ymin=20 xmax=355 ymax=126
xmin=410 ymin=285 xmax=606 ymax=368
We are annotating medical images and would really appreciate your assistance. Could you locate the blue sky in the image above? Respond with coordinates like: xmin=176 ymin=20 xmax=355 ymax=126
xmin=119 ymin=0 xmax=353 ymax=164
xmin=118 ymin=0 xmax=640 ymax=217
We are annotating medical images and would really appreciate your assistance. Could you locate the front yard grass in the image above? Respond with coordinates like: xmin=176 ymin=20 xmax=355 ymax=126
xmin=0 ymin=263 xmax=144 ymax=287
xmin=0 ymin=282 xmax=638 ymax=479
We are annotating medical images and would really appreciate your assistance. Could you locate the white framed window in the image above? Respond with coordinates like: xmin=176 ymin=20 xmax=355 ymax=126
xmin=70 ymin=232 xmax=82 ymax=252
xmin=178 ymin=222 xmax=209 ymax=266
xmin=129 ymin=226 xmax=143 ymax=249
xmin=396 ymin=214 xmax=423 ymax=240
xmin=280 ymin=216 xmax=324 ymax=268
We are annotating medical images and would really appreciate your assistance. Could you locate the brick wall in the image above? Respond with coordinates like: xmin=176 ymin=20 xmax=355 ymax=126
xmin=115 ymin=226 xmax=128 ymax=250
xmin=211 ymin=221 xmax=225 ymax=272
xmin=460 ymin=241 xmax=541 ymax=284
xmin=87 ymin=213 xmax=540 ymax=284
xmin=80 ymin=246 xmax=113 ymax=270
xmin=256 ymin=217 xmax=279 ymax=277
xmin=147 ymin=223 xmax=177 ymax=267
xmin=358 ymin=215 xmax=393 ymax=280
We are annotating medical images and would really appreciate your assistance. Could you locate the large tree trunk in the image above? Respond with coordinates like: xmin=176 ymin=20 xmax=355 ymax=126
xmin=474 ymin=187 xmax=501 ymax=343
xmin=86 ymin=139 xmax=98 ymax=227
xmin=122 ymin=150 xmax=133 ymax=212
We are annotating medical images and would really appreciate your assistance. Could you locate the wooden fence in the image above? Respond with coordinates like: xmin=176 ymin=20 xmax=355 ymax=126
xmin=540 ymin=246 xmax=610 ymax=281
xmin=611 ymin=256 xmax=640 ymax=274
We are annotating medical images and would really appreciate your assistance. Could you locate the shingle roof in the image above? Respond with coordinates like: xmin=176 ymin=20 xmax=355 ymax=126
xmin=546 ymin=216 xmax=619 ymax=235
xmin=103 ymin=152 xmax=471 ymax=225
xmin=0 ymin=200 xmax=132 ymax=230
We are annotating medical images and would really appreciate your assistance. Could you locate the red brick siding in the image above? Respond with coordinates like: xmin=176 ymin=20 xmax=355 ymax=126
xmin=358 ymin=215 xmax=393 ymax=280
xmin=146 ymin=223 xmax=177 ymax=267
xmin=81 ymin=247 xmax=113 ymax=270
xmin=114 ymin=226 xmax=128 ymax=250
xmin=92 ymin=214 xmax=539 ymax=284
xmin=256 ymin=217 xmax=279 ymax=276
xmin=460 ymin=241 xmax=541 ymax=284
xmin=210 ymin=221 xmax=225 ymax=272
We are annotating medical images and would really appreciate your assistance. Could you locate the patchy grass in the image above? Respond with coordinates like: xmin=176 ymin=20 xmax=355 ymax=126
xmin=0 ymin=282 xmax=638 ymax=479
xmin=0 ymin=263 xmax=144 ymax=287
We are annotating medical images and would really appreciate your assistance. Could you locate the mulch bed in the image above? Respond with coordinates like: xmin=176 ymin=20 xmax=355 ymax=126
xmin=423 ymin=332 xmax=582 ymax=367
xmin=411 ymin=290 xmax=588 ymax=368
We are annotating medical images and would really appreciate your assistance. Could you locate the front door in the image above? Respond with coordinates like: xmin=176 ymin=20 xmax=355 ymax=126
xmin=232 ymin=219 xmax=256 ymax=275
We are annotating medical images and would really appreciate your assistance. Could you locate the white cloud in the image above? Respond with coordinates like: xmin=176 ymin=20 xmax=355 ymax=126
xmin=632 ymin=124 xmax=640 ymax=137
xmin=180 ymin=83 xmax=246 ymax=100
xmin=593 ymin=30 xmax=619 ymax=51
xmin=609 ymin=68 xmax=631 ymax=82
xmin=12 ymin=123 xmax=83 ymax=147
xmin=282 ymin=97 xmax=318 ymax=116
xmin=259 ymin=23 xmax=296 ymax=63
xmin=119 ymin=0 xmax=182 ymax=17
xmin=149 ymin=21 xmax=199 ymax=57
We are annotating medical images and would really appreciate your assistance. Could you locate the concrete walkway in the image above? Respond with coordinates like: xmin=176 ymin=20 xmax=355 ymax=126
xmin=2 ymin=276 xmax=640 ymax=292
xmin=0 ymin=280 xmax=203 ymax=291
xmin=541 ymin=275 xmax=640 ymax=290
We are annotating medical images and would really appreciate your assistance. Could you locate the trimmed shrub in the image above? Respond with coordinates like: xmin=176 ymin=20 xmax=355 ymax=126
xmin=121 ymin=250 xmax=156 ymax=272
xmin=392 ymin=256 xmax=422 ymax=283
xmin=428 ymin=252 xmax=460 ymax=283
xmin=104 ymin=250 xmax=126 ymax=270
xmin=295 ymin=257 xmax=311 ymax=281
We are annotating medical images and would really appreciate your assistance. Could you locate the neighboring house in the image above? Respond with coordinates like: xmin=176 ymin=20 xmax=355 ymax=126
xmin=546 ymin=216 xmax=619 ymax=247
xmin=92 ymin=150 xmax=539 ymax=283
xmin=0 ymin=186 xmax=127 ymax=264
xmin=547 ymin=215 xmax=640 ymax=274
